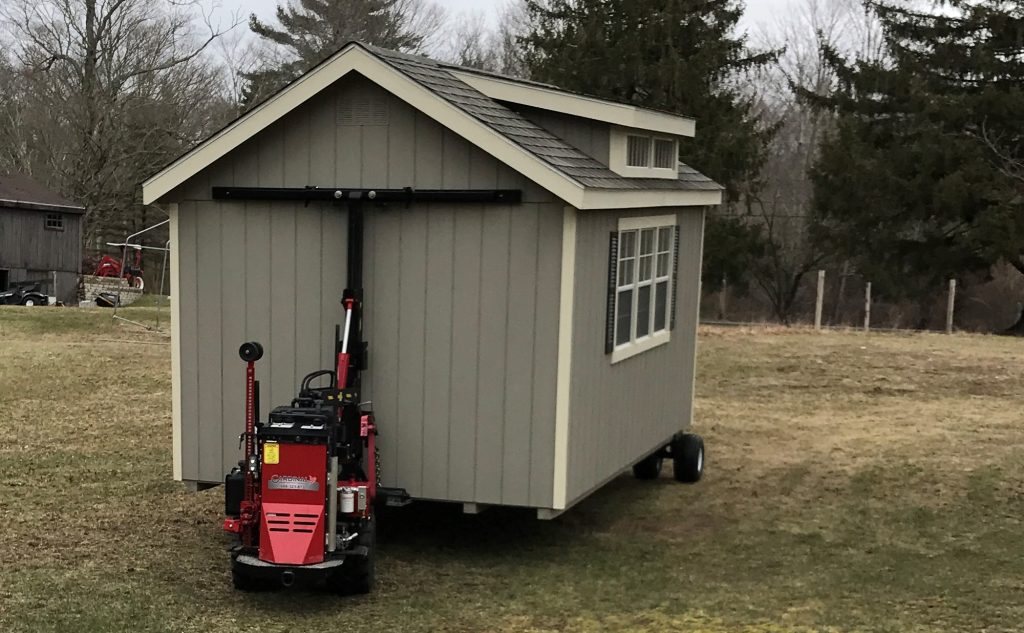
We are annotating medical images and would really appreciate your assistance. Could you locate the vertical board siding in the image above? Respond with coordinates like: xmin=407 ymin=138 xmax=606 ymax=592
xmin=0 ymin=207 xmax=83 ymax=304
xmin=513 ymin=106 xmax=611 ymax=167
xmin=565 ymin=207 xmax=705 ymax=505
xmin=169 ymin=73 xmax=564 ymax=508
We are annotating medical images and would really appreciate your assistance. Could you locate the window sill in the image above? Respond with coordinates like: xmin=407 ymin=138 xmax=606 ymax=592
xmin=611 ymin=330 xmax=671 ymax=364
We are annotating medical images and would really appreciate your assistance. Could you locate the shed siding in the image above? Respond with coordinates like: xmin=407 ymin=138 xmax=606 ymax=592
xmin=0 ymin=207 xmax=82 ymax=303
xmin=565 ymin=207 xmax=705 ymax=505
xmin=170 ymin=74 xmax=562 ymax=507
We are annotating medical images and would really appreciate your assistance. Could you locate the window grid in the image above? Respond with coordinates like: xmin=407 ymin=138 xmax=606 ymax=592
xmin=45 ymin=214 xmax=64 ymax=231
xmin=653 ymin=139 xmax=676 ymax=169
xmin=626 ymin=135 xmax=652 ymax=167
xmin=614 ymin=224 xmax=675 ymax=349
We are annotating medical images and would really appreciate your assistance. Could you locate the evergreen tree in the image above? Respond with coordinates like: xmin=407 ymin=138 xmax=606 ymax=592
xmin=243 ymin=0 xmax=440 ymax=106
xmin=804 ymin=0 xmax=1024 ymax=321
xmin=521 ymin=0 xmax=778 ymax=198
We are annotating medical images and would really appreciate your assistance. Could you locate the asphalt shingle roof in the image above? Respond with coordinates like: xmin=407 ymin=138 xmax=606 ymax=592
xmin=367 ymin=46 xmax=722 ymax=193
xmin=0 ymin=173 xmax=84 ymax=213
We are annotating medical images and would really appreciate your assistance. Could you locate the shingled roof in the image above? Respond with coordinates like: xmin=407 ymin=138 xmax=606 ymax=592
xmin=144 ymin=42 xmax=722 ymax=208
xmin=367 ymin=45 xmax=722 ymax=193
xmin=0 ymin=173 xmax=84 ymax=213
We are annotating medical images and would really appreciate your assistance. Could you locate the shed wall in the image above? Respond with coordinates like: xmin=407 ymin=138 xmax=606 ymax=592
xmin=513 ymin=105 xmax=611 ymax=166
xmin=0 ymin=207 xmax=82 ymax=303
xmin=565 ymin=207 xmax=705 ymax=506
xmin=170 ymin=74 xmax=562 ymax=508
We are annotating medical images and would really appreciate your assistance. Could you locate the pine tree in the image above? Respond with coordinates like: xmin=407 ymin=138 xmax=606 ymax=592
xmin=521 ymin=0 xmax=778 ymax=198
xmin=242 ymin=0 xmax=439 ymax=106
xmin=804 ymin=0 xmax=1024 ymax=321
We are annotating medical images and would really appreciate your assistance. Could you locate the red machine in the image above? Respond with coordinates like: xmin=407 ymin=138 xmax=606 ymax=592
xmin=94 ymin=245 xmax=145 ymax=289
xmin=223 ymin=203 xmax=381 ymax=593
xmin=215 ymin=186 xmax=521 ymax=593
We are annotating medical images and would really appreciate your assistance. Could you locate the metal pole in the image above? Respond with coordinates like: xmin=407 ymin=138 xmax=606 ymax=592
xmin=946 ymin=278 xmax=956 ymax=334
xmin=864 ymin=282 xmax=872 ymax=333
xmin=814 ymin=270 xmax=825 ymax=331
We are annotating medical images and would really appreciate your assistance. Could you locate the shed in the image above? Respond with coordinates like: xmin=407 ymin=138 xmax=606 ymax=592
xmin=143 ymin=43 xmax=722 ymax=518
xmin=0 ymin=173 xmax=84 ymax=304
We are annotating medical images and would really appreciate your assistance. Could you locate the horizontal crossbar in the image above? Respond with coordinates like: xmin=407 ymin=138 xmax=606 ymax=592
xmin=211 ymin=186 xmax=522 ymax=204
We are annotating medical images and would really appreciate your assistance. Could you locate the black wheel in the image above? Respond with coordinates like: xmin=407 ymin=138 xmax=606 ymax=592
xmin=672 ymin=433 xmax=704 ymax=483
xmin=335 ymin=517 xmax=376 ymax=595
xmin=232 ymin=567 xmax=261 ymax=592
xmin=632 ymin=452 xmax=664 ymax=480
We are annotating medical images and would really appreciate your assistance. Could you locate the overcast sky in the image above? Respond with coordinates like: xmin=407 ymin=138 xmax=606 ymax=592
xmin=208 ymin=0 xmax=788 ymax=41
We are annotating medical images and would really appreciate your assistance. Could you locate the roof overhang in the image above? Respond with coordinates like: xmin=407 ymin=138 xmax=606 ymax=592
xmin=143 ymin=44 xmax=713 ymax=210
xmin=449 ymin=70 xmax=696 ymax=138
xmin=0 ymin=198 xmax=85 ymax=214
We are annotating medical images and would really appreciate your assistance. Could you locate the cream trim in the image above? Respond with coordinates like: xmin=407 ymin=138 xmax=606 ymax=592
xmin=611 ymin=330 xmax=671 ymax=364
xmin=581 ymin=188 xmax=722 ymax=209
xmin=169 ymin=203 xmax=182 ymax=481
xmin=143 ymin=44 xmax=716 ymax=210
xmin=552 ymin=206 xmax=577 ymax=510
xmin=618 ymin=214 xmax=677 ymax=231
xmin=688 ymin=208 xmax=708 ymax=430
xmin=451 ymin=70 xmax=696 ymax=137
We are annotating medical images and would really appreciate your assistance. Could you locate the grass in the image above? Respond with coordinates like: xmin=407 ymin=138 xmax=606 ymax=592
xmin=2 ymin=309 xmax=1024 ymax=632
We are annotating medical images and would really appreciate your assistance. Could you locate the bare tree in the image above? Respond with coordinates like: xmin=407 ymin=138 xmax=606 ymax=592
xmin=437 ymin=1 xmax=530 ymax=77
xmin=0 ymin=0 xmax=238 ymax=249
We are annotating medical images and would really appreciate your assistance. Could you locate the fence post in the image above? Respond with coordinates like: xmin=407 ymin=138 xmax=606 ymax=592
xmin=718 ymin=274 xmax=727 ymax=320
xmin=814 ymin=269 xmax=825 ymax=330
xmin=864 ymin=282 xmax=872 ymax=333
xmin=946 ymin=278 xmax=956 ymax=334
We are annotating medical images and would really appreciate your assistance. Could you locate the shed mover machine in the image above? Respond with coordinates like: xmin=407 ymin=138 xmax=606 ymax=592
xmin=221 ymin=187 xmax=523 ymax=592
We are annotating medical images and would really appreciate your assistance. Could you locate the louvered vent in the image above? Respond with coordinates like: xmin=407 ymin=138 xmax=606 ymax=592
xmin=338 ymin=95 xmax=389 ymax=126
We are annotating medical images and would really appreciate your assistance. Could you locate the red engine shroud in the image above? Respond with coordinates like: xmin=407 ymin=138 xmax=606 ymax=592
xmin=258 ymin=442 xmax=327 ymax=565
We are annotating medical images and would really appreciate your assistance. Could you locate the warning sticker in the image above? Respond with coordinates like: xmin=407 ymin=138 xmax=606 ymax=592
xmin=263 ymin=443 xmax=280 ymax=464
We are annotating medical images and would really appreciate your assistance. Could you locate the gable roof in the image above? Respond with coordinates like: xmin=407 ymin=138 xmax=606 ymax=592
xmin=0 ymin=173 xmax=85 ymax=214
xmin=143 ymin=43 xmax=722 ymax=210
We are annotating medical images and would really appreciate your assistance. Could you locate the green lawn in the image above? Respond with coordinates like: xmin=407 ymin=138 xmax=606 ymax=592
xmin=2 ymin=308 xmax=1022 ymax=632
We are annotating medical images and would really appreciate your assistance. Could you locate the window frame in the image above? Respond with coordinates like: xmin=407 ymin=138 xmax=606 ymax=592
xmin=44 ymin=213 xmax=64 ymax=231
xmin=611 ymin=215 xmax=677 ymax=364
xmin=609 ymin=128 xmax=679 ymax=179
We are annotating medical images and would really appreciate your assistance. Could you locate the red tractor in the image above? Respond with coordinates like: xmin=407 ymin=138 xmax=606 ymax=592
xmin=94 ymin=245 xmax=145 ymax=290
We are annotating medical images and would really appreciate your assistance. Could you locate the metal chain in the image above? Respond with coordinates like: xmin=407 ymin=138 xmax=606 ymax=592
xmin=374 ymin=442 xmax=381 ymax=488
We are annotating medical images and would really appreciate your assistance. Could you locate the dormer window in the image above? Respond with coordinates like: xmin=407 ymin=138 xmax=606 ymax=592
xmin=610 ymin=128 xmax=678 ymax=179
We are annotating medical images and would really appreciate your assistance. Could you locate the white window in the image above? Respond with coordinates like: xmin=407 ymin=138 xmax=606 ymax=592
xmin=610 ymin=128 xmax=678 ymax=179
xmin=45 ymin=214 xmax=64 ymax=231
xmin=612 ymin=215 xmax=676 ymax=363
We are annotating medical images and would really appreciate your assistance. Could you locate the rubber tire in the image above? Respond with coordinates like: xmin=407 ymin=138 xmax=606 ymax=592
xmin=632 ymin=453 xmax=664 ymax=480
xmin=672 ymin=433 xmax=704 ymax=483
xmin=232 ymin=567 xmax=261 ymax=592
xmin=336 ymin=517 xmax=376 ymax=595
xmin=21 ymin=298 xmax=35 ymax=306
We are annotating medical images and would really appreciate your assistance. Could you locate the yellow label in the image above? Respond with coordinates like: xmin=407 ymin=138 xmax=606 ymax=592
xmin=263 ymin=443 xmax=280 ymax=465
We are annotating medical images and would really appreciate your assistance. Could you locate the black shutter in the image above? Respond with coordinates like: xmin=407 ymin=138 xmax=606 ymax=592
xmin=670 ymin=224 xmax=681 ymax=329
xmin=605 ymin=231 xmax=618 ymax=353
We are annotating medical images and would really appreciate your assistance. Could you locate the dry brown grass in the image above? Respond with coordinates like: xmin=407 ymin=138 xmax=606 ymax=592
xmin=2 ymin=308 xmax=1024 ymax=632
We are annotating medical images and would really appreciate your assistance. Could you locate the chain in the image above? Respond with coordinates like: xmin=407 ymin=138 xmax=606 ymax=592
xmin=374 ymin=442 xmax=381 ymax=488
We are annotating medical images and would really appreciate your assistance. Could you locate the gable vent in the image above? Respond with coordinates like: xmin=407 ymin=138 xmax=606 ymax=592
xmin=338 ymin=95 xmax=389 ymax=126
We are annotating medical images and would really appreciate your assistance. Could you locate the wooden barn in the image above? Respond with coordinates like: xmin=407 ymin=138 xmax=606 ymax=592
xmin=143 ymin=43 xmax=722 ymax=518
xmin=0 ymin=173 xmax=83 ymax=304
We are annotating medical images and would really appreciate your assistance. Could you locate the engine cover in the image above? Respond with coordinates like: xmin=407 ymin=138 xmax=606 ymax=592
xmin=258 ymin=441 xmax=327 ymax=565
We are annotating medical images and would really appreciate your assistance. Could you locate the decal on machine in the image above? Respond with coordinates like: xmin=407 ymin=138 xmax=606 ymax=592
xmin=267 ymin=474 xmax=320 ymax=491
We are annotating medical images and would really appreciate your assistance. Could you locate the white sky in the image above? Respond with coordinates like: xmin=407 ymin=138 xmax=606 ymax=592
xmin=207 ymin=0 xmax=788 ymax=40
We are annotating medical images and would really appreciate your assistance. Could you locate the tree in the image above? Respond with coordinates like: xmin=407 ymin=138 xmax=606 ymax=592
xmin=521 ymin=0 xmax=778 ymax=199
xmin=0 ymin=0 xmax=233 ymax=251
xmin=439 ymin=1 xmax=531 ymax=77
xmin=802 ymin=0 xmax=1024 ymax=325
xmin=242 ymin=0 xmax=444 ymax=106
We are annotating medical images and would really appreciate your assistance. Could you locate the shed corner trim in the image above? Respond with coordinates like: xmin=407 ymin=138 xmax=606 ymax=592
xmin=552 ymin=205 xmax=577 ymax=510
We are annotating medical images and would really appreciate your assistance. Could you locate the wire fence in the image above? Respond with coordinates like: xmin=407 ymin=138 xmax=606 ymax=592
xmin=700 ymin=262 xmax=1024 ymax=334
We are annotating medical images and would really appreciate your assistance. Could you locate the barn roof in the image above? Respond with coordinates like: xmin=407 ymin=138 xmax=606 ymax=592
xmin=143 ymin=42 xmax=722 ymax=209
xmin=0 ymin=173 xmax=85 ymax=214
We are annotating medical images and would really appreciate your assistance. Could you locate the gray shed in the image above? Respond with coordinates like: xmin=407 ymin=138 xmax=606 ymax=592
xmin=0 ymin=173 xmax=84 ymax=304
xmin=143 ymin=43 xmax=722 ymax=518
